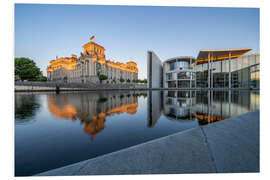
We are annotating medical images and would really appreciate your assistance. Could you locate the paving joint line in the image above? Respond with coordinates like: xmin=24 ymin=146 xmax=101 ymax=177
xmin=199 ymin=126 xmax=218 ymax=173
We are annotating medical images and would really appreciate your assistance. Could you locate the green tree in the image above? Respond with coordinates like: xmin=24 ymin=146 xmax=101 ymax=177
xmin=142 ymin=79 xmax=147 ymax=83
xmin=127 ymin=79 xmax=130 ymax=83
xmin=37 ymin=75 xmax=47 ymax=82
xmin=98 ymin=74 xmax=108 ymax=83
xmin=15 ymin=57 xmax=43 ymax=81
xmin=120 ymin=78 xmax=125 ymax=83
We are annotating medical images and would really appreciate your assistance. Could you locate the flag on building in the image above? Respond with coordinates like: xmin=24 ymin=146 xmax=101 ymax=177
xmin=90 ymin=35 xmax=95 ymax=41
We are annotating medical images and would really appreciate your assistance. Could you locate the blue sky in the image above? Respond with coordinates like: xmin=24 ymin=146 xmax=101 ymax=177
xmin=15 ymin=4 xmax=259 ymax=79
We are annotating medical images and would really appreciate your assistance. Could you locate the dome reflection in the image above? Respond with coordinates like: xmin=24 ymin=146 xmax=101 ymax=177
xmin=47 ymin=92 xmax=141 ymax=140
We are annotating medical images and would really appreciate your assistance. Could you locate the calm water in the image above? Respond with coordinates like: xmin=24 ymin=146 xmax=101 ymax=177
xmin=15 ymin=90 xmax=259 ymax=176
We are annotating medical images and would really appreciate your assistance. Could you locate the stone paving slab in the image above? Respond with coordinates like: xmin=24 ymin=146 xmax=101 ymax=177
xmin=36 ymin=159 xmax=89 ymax=176
xmin=201 ymin=110 xmax=259 ymax=173
xmin=36 ymin=127 xmax=216 ymax=176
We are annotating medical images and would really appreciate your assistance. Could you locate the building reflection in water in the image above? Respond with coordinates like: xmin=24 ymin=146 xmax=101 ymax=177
xmin=47 ymin=90 xmax=259 ymax=139
xmin=163 ymin=91 xmax=196 ymax=121
xmin=195 ymin=90 xmax=259 ymax=125
xmin=47 ymin=92 xmax=142 ymax=140
xmin=147 ymin=90 xmax=260 ymax=127
xmin=147 ymin=91 xmax=163 ymax=127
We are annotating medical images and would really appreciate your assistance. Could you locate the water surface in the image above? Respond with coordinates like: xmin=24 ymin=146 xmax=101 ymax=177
xmin=15 ymin=90 xmax=259 ymax=176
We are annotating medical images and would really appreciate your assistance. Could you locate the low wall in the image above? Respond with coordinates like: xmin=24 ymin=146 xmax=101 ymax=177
xmin=15 ymin=86 xmax=84 ymax=92
xmin=15 ymin=82 xmax=147 ymax=92
xmin=14 ymin=82 xmax=258 ymax=92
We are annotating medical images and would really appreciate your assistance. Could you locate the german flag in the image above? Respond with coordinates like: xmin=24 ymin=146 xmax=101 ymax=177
xmin=90 ymin=35 xmax=95 ymax=41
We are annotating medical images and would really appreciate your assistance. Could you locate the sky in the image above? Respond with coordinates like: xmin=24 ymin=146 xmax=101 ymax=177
xmin=15 ymin=4 xmax=259 ymax=79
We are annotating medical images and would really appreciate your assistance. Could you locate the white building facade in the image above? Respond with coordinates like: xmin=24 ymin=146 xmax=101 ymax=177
xmin=163 ymin=57 xmax=196 ymax=88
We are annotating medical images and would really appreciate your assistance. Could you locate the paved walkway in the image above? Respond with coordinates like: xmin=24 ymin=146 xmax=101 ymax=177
xmin=36 ymin=110 xmax=259 ymax=176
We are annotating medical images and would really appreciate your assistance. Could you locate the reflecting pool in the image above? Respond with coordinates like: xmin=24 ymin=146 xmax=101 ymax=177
xmin=15 ymin=90 xmax=259 ymax=176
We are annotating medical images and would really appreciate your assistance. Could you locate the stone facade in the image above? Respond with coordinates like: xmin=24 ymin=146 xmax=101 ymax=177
xmin=47 ymin=41 xmax=138 ymax=84
xmin=47 ymin=55 xmax=77 ymax=82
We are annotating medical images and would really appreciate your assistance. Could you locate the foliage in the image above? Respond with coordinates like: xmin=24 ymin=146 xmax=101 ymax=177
xmin=120 ymin=78 xmax=125 ymax=83
xmin=37 ymin=75 xmax=47 ymax=82
xmin=99 ymin=74 xmax=108 ymax=80
xmin=142 ymin=79 xmax=147 ymax=83
xmin=132 ymin=79 xmax=147 ymax=83
xmin=127 ymin=79 xmax=130 ymax=83
xmin=98 ymin=74 xmax=108 ymax=83
xmin=15 ymin=57 xmax=45 ymax=81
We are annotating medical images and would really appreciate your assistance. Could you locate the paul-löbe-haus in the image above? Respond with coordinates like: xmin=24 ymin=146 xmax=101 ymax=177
xmin=148 ymin=48 xmax=259 ymax=89
xmin=47 ymin=41 xmax=138 ymax=84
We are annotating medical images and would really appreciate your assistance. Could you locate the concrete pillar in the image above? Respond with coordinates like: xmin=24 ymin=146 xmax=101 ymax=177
xmin=229 ymin=52 xmax=231 ymax=89
xmin=207 ymin=90 xmax=211 ymax=123
xmin=211 ymin=90 xmax=213 ymax=119
xmin=194 ymin=71 xmax=196 ymax=88
xmin=190 ymin=57 xmax=192 ymax=88
xmin=208 ymin=53 xmax=210 ymax=88
xmin=211 ymin=55 xmax=213 ymax=89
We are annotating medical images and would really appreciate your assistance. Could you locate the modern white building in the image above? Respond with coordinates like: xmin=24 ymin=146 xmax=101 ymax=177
xmin=163 ymin=57 xmax=196 ymax=88
xmin=147 ymin=51 xmax=196 ymax=88
xmin=147 ymin=49 xmax=259 ymax=89
xmin=147 ymin=51 xmax=163 ymax=88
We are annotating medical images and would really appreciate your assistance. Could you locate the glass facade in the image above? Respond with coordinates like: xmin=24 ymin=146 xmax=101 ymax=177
xmin=169 ymin=61 xmax=189 ymax=70
xmin=164 ymin=58 xmax=196 ymax=88
xmin=161 ymin=90 xmax=259 ymax=124
xmin=195 ymin=54 xmax=259 ymax=88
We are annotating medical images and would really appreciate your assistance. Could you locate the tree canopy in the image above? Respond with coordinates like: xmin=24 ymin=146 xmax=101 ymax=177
xmin=99 ymin=74 xmax=108 ymax=81
xmin=120 ymin=78 xmax=125 ymax=83
xmin=98 ymin=74 xmax=108 ymax=84
xmin=15 ymin=57 xmax=46 ymax=81
xmin=132 ymin=79 xmax=147 ymax=83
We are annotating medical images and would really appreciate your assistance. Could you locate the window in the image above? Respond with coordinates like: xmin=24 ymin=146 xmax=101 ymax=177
xmin=166 ymin=73 xmax=172 ymax=80
xmin=169 ymin=62 xmax=175 ymax=70
xmin=177 ymin=72 xmax=189 ymax=79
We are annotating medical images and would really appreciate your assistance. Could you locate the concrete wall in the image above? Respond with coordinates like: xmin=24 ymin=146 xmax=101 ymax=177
xmin=147 ymin=51 xmax=163 ymax=88
xmin=15 ymin=86 xmax=83 ymax=91
xmin=15 ymin=82 xmax=147 ymax=92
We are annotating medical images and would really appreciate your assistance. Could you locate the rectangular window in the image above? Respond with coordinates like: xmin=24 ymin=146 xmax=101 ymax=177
xmin=169 ymin=62 xmax=175 ymax=71
xmin=177 ymin=72 xmax=189 ymax=79
xmin=166 ymin=73 xmax=172 ymax=80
